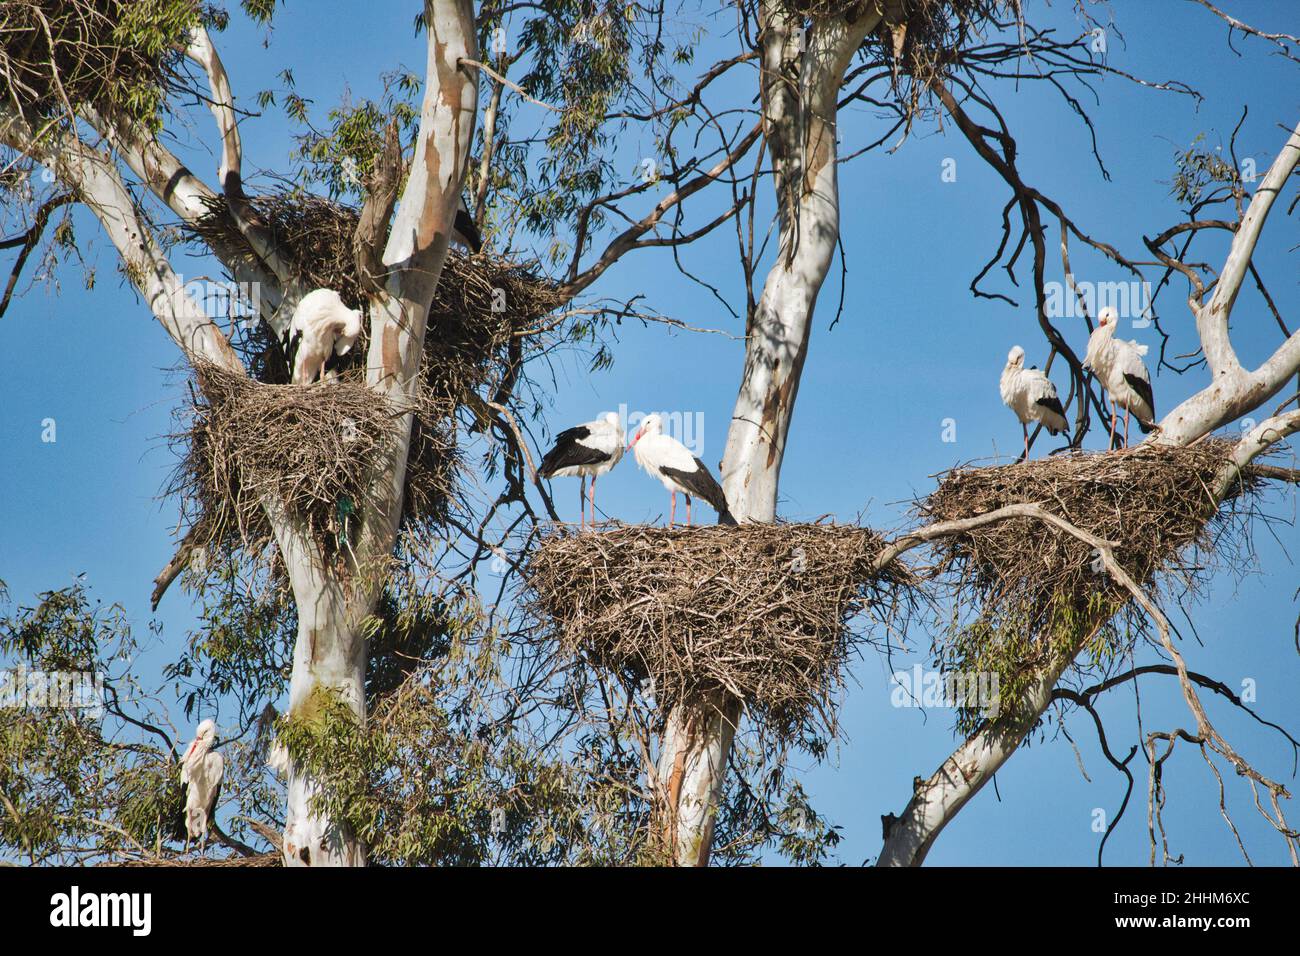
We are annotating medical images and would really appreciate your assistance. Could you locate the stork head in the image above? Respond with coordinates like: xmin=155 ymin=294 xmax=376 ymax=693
xmin=333 ymin=308 xmax=364 ymax=356
xmin=1006 ymin=345 xmax=1025 ymax=369
xmin=1097 ymin=306 xmax=1119 ymax=329
xmin=184 ymin=719 xmax=217 ymax=762
xmin=627 ymin=413 xmax=662 ymax=450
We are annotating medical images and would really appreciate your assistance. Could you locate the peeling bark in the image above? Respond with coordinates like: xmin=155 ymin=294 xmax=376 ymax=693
xmin=655 ymin=1 xmax=884 ymax=866
xmin=272 ymin=0 xmax=479 ymax=867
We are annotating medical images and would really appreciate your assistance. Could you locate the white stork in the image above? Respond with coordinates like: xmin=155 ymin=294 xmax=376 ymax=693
xmin=179 ymin=719 xmax=224 ymax=854
xmin=627 ymin=413 xmax=736 ymax=527
xmin=285 ymin=289 xmax=363 ymax=385
xmin=1084 ymin=306 xmax=1156 ymax=447
xmin=1001 ymin=345 xmax=1070 ymax=460
xmin=538 ymin=412 xmax=625 ymax=528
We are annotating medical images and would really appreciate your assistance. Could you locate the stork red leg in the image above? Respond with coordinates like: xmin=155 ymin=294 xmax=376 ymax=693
xmin=589 ymin=476 xmax=597 ymax=527
xmin=1022 ymin=423 xmax=1029 ymax=461
xmin=686 ymin=495 xmax=692 ymax=527
xmin=1123 ymin=409 xmax=1131 ymax=447
xmin=579 ymin=477 xmax=586 ymax=529
xmin=669 ymin=491 xmax=676 ymax=529
xmin=1109 ymin=399 xmax=1118 ymax=448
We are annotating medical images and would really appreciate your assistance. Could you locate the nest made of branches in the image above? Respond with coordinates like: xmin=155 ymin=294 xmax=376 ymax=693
xmin=167 ymin=360 xmax=458 ymax=572
xmin=921 ymin=441 xmax=1250 ymax=611
xmin=0 ymin=0 xmax=193 ymax=125
xmin=188 ymin=191 xmax=571 ymax=401
xmin=170 ymin=190 xmax=572 ymax=570
xmin=866 ymin=1 xmax=1022 ymax=110
xmin=919 ymin=441 xmax=1257 ymax=719
xmin=525 ymin=524 xmax=914 ymax=738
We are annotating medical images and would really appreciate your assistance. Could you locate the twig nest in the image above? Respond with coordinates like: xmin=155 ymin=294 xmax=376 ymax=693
xmin=168 ymin=361 xmax=456 ymax=569
xmin=0 ymin=0 xmax=188 ymax=125
xmin=524 ymin=523 xmax=913 ymax=739
xmin=921 ymin=441 xmax=1247 ymax=614
xmin=921 ymin=441 xmax=1256 ymax=729
xmin=190 ymin=191 xmax=571 ymax=419
xmin=189 ymin=192 xmax=569 ymax=376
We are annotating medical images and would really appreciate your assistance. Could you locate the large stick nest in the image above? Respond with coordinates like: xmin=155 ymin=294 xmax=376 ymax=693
xmin=0 ymin=0 xmax=194 ymax=125
xmin=524 ymin=524 xmax=915 ymax=738
xmin=170 ymin=191 xmax=572 ymax=570
xmin=188 ymin=190 xmax=571 ymax=399
xmin=865 ymin=1 xmax=1022 ymax=111
xmin=921 ymin=441 xmax=1249 ymax=613
xmin=167 ymin=361 xmax=458 ymax=572
xmin=920 ymin=441 xmax=1257 ymax=724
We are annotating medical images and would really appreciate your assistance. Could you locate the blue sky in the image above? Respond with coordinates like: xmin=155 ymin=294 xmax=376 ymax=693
xmin=1 ymin=1 xmax=1297 ymax=865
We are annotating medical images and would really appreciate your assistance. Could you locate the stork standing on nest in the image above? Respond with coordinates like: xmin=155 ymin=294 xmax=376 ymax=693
xmin=538 ymin=412 xmax=625 ymax=528
xmin=179 ymin=719 xmax=224 ymax=854
xmin=1001 ymin=345 xmax=1070 ymax=461
xmin=284 ymin=288 xmax=363 ymax=384
xmin=628 ymin=413 xmax=736 ymax=527
xmin=1084 ymin=306 xmax=1156 ymax=447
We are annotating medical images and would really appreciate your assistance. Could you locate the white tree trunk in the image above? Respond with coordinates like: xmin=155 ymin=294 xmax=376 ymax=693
xmin=876 ymin=658 xmax=1069 ymax=866
xmin=272 ymin=0 xmax=478 ymax=867
xmin=275 ymin=516 xmax=369 ymax=867
xmin=1155 ymin=120 xmax=1300 ymax=446
xmin=656 ymin=3 xmax=883 ymax=865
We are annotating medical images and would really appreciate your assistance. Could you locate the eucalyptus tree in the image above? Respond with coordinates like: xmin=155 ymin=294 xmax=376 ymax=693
xmin=2 ymin=0 xmax=484 ymax=866
xmin=3 ymin=0 xmax=1298 ymax=869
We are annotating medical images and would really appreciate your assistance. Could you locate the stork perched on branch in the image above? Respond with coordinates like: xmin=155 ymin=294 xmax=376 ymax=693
xmin=628 ymin=413 xmax=736 ymax=527
xmin=1001 ymin=345 xmax=1070 ymax=460
xmin=538 ymin=412 xmax=624 ymax=528
xmin=1084 ymin=306 xmax=1156 ymax=447
xmin=284 ymin=288 xmax=363 ymax=384
xmin=179 ymin=719 xmax=224 ymax=854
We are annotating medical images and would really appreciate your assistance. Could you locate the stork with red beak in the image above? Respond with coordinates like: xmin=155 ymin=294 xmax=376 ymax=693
xmin=627 ymin=413 xmax=736 ymax=527
xmin=179 ymin=719 xmax=224 ymax=854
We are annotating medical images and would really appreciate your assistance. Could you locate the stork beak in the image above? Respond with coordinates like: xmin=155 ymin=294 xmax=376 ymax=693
xmin=626 ymin=430 xmax=641 ymax=452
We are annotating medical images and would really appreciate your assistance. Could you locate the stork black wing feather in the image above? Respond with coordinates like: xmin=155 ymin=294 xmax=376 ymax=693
xmin=539 ymin=427 xmax=610 ymax=476
xmin=1035 ymin=395 xmax=1070 ymax=436
xmin=454 ymin=207 xmax=484 ymax=253
xmin=1036 ymin=395 xmax=1066 ymax=419
xmin=661 ymin=459 xmax=737 ymax=524
xmin=1123 ymin=372 xmax=1156 ymax=422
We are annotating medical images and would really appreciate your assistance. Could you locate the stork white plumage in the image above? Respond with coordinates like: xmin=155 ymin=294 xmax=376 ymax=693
xmin=538 ymin=412 xmax=625 ymax=528
xmin=627 ymin=413 xmax=736 ymax=527
xmin=179 ymin=719 xmax=224 ymax=854
xmin=1001 ymin=345 xmax=1070 ymax=460
xmin=285 ymin=289 xmax=363 ymax=384
xmin=1083 ymin=306 xmax=1156 ymax=447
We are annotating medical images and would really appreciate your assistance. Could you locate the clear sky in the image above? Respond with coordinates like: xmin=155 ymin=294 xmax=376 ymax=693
xmin=1 ymin=0 xmax=1297 ymax=865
